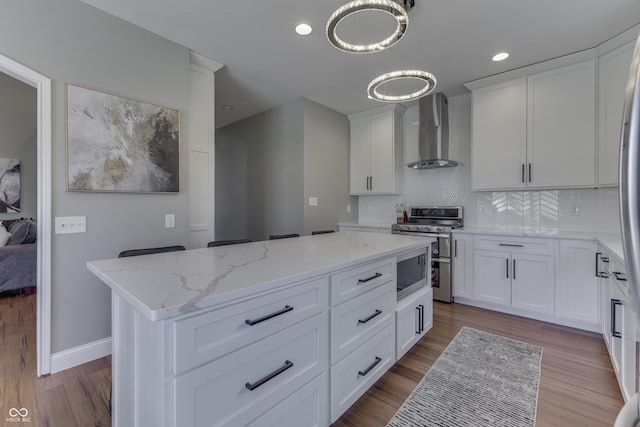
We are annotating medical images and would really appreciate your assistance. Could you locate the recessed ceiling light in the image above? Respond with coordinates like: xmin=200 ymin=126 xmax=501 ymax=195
xmin=221 ymin=104 xmax=235 ymax=110
xmin=492 ymin=52 xmax=510 ymax=62
xmin=295 ymin=23 xmax=313 ymax=36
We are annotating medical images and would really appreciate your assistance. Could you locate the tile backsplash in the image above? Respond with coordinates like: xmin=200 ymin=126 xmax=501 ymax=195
xmin=358 ymin=92 xmax=622 ymax=235
xmin=476 ymin=188 xmax=621 ymax=234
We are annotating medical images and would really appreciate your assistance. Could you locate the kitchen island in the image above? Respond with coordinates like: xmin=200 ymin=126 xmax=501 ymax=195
xmin=88 ymin=231 xmax=433 ymax=427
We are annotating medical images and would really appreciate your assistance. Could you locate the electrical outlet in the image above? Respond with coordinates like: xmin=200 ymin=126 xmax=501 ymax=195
xmin=165 ymin=214 xmax=176 ymax=228
xmin=572 ymin=204 xmax=580 ymax=216
xmin=347 ymin=204 xmax=351 ymax=213
xmin=309 ymin=197 xmax=318 ymax=207
xmin=55 ymin=216 xmax=87 ymax=234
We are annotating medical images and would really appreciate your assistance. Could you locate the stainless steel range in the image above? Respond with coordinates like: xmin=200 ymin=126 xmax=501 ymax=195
xmin=391 ymin=206 xmax=463 ymax=302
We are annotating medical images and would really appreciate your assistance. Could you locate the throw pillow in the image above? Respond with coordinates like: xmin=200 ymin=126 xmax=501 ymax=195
xmin=0 ymin=224 xmax=11 ymax=246
xmin=6 ymin=219 xmax=35 ymax=245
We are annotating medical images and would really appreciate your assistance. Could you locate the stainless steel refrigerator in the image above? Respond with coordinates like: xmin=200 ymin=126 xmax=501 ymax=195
xmin=615 ymin=30 xmax=640 ymax=426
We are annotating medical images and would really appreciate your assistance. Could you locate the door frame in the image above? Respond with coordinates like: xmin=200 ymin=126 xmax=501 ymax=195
xmin=0 ymin=53 xmax=52 ymax=376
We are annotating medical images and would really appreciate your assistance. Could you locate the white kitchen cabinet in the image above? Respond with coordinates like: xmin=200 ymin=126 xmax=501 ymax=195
xmin=526 ymin=60 xmax=596 ymax=188
xmin=473 ymin=236 xmax=555 ymax=314
xmin=395 ymin=286 xmax=433 ymax=360
xmin=556 ymin=240 xmax=599 ymax=325
xmin=472 ymin=78 xmax=527 ymax=190
xmin=472 ymin=60 xmax=596 ymax=190
xmin=474 ymin=249 xmax=512 ymax=307
xmin=452 ymin=233 xmax=473 ymax=299
xmin=349 ymin=104 xmax=404 ymax=195
xmin=598 ymin=41 xmax=635 ymax=186
xmin=605 ymin=258 xmax=637 ymax=402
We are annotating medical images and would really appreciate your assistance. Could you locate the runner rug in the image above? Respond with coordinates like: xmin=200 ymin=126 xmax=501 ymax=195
xmin=387 ymin=326 xmax=543 ymax=427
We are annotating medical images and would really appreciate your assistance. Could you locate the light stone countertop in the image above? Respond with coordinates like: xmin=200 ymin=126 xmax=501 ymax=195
xmin=87 ymin=231 xmax=433 ymax=322
xmin=453 ymin=227 xmax=624 ymax=262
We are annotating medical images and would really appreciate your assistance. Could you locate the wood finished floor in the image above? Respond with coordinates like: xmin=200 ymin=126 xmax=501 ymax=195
xmin=1 ymin=294 xmax=623 ymax=426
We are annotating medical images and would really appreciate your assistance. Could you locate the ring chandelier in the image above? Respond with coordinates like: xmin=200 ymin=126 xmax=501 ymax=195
xmin=326 ymin=0 xmax=436 ymax=102
xmin=326 ymin=0 xmax=410 ymax=54
xmin=367 ymin=70 xmax=436 ymax=102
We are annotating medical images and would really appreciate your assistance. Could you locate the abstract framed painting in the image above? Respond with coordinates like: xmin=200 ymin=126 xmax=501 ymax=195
xmin=0 ymin=158 xmax=20 ymax=213
xmin=66 ymin=84 xmax=180 ymax=193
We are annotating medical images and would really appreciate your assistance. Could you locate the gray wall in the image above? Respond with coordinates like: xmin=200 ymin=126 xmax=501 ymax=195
xmin=0 ymin=0 xmax=190 ymax=353
xmin=303 ymin=99 xmax=357 ymax=234
xmin=215 ymin=98 xmax=357 ymax=241
xmin=0 ymin=73 xmax=37 ymax=221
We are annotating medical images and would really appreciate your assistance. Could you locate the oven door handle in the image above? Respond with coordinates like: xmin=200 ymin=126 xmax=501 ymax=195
xmin=431 ymin=258 xmax=450 ymax=264
xmin=391 ymin=231 xmax=451 ymax=238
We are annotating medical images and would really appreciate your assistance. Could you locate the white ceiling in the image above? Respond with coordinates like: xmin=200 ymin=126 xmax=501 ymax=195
xmin=80 ymin=0 xmax=640 ymax=128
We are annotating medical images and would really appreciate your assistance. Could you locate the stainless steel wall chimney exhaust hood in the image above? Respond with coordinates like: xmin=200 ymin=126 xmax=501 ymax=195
xmin=407 ymin=92 xmax=459 ymax=169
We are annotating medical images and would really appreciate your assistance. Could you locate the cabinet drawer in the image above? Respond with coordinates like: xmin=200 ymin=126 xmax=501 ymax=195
xmin=174 ymin=312 xmax=328 ymax=427
xmin=474 ymin=235 xmax=554 ymax=255
xmin=330 ymin=257 xmax=394 ymax=305
xmin=173 ymin=277 xmax=328 ymax=374
xmin=246 ymin=372 xmax=329 ymax=427
xmin=330 ymin=323 xmax=395 ymax=422
xmin=330 ymin=283 xmax=395 ymax=363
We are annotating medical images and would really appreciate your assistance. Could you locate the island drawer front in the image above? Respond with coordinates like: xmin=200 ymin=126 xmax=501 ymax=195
xmin=245 ymin=371 xmax=329 ymax=427
xmin=330 ymin=283 xmax=395 ymax=363
xmin=330 ymin=257 xmax=394 ymax=305
xmin=330 ymin=323 xmax=395 ymax=422
xmin=173 ymin=277 xmax=329 ymax=375
xmin=474 ymin=235 xmax=554 ymax=255
xmin=173 ymin=312 xmax=329 ymax=427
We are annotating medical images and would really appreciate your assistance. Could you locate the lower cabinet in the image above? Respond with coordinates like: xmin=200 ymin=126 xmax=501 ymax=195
xmin=556 ymin=240 xmax=599 ymax=325
xmin=452 ymin=233 xmax=473 ymax=299
xmin=174 ymin=313 xmax=329 ymax=427
xmin=395 ymin=286 xmax=433 ymax=360
xmin=330 ymin=324 xmax=395 ymax=421
xmin=473 ymin=249 xmax=554 ymax=314
xmin=600 ymin=256 xmax=637 ymax=402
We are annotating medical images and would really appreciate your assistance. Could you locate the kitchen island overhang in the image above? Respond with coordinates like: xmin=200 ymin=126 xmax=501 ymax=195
xmin=88 ymin=231 xmax=434 ymax=427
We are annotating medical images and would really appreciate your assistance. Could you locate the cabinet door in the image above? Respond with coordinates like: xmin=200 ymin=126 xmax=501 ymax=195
xmin=527 ymin=60 xmax=596 ymax=188
xmin=610 ymin=283 xmax=624 ymax=381
xmin=452 ymin=234 xmax=472 ymax=299
xmin=600 ymin=274 xmax=612 ymax=351
xmin=599 ymin=42 xmax=635 ymax=185
xmin=395 ymin=287 xmax=432 ymax=360
xmin=349 ymin=116 xmax=371 ymax=194
xmin=557 ymin=240 xmax=599 ymax=324
xmin=473 ymin=250 xmax=511 ymax=306
xmin=511 ymin=254 xmax=555 ymax=315
xmin=472 ymin=78 xmax=527 ymax=190
xmin=369 ymin=111 xmax=394 ymax=193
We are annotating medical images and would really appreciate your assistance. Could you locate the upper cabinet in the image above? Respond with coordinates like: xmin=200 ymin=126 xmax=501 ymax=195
xmin=598 ymin=42 xmax=635 ymax=186
xmin=349 ymin=104 xmax=405 ymax=195
xmin=472 ymin=59 xmax=596 ymax=190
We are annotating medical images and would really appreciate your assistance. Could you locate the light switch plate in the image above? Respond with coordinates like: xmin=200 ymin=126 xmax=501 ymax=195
xmin=165 ymin=214 xmax=176 ymax=228
xmin=309 ymin=197 xmax=318 ymax=207
xmin=55 ymin=216 xmax=87 ymax=234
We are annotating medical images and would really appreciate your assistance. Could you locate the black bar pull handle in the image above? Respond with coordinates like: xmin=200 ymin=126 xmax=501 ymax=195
xmin=415 ymin=306 xmax=421 ymax=334
xmin=522 ymin=163 xmax=525 ymax=183
xmin=600 ymin=272 xmax=610 ymax=279
xmin=613 ymin=271 xmax=627 ymax=281
xmin=418 ymin=304 xmax=425 ymax=333
xmin=358 ymin=272 xmax=382 ymax=283
xmin=506 ymin=258 xmax=509 ymax=278
xmin=611 ymin=299 xmax=622 ymax=339
xmin=245 ymin=360 xmax=294 ymax=391
xmin=245 ymin=305 xmax=293 ymax=326
xmin=358 ymin=309 xmax=382 ymax=324
xmin=358 ymin=357 xmax=382 ymax=377
xmin=499 ymin=243 xmax=524 ymax=247
xmin=529 ymin=163 xmax=532 ymax=182
xmin=595 ymin=252 xmax=601 ymax=277
xmin=513 ymin=259 xmax=516 ymax=280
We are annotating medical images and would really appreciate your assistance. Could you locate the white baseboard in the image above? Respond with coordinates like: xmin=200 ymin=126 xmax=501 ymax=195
xmin=50 ymin=337 xmax=112 ymax=374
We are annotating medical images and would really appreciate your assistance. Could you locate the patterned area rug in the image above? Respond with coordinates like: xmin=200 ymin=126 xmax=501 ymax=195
xmin=387 ymin=327 xmax=543 ymax=427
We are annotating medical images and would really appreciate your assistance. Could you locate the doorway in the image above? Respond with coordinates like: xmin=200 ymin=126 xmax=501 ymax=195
xmin=0 ymin=53 xmax=52 ymax=376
